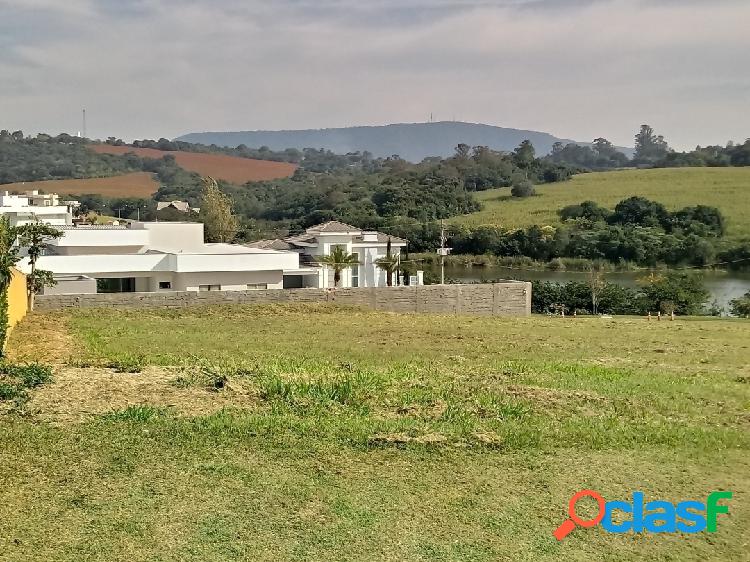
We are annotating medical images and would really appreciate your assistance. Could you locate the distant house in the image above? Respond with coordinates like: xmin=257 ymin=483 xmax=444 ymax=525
xmin=0 ymin=190 xmax=77 ymax=226
xmin=156 ymin=200 xmax=200 ymax=214
xmin=247 ymin=221 xmax=421 ymax=288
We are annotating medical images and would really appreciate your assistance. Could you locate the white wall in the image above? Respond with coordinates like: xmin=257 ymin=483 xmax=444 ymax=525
xmin=133 ymin=222 xmax=204 ymax=251
xmin=175 ymin=271 xmax=283 ymax=291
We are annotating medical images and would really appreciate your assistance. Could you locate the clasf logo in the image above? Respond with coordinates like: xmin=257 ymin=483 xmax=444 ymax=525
xmin=553 ymin=489 xmax=732 ymax=540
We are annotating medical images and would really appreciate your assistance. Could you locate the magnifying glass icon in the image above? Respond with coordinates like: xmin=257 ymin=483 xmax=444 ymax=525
xmin=553 ymin=489 xmax=606 ymax=540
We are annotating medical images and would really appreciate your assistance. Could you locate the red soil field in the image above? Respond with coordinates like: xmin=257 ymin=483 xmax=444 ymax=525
xmin=1 ymin=172 xmax=159 ymax=198
xmin=90 ymin=145 xmax=297 ymax=184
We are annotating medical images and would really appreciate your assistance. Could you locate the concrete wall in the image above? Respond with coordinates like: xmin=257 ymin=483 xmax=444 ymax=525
xmin=34 ymin=282 xmax=532 ymax=316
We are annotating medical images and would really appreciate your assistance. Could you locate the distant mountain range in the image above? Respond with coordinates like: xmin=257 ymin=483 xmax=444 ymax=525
xmin=176 ymin=122 xmax=632 ymax=162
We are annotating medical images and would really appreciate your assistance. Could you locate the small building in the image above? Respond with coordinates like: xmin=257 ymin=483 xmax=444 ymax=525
xmin=0 ymin=190 xmax=76 ymax=226
xmin=156 ymin=200 xmax=199 ymax=214
xmin=248 ymin=221 xmax=421 ymax=289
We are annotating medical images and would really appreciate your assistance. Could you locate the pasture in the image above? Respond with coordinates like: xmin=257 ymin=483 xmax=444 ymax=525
xmin=455 ymin=167 xmax=750 ymax=243
xmin=2 ymin=305 xmax=749 ymax=561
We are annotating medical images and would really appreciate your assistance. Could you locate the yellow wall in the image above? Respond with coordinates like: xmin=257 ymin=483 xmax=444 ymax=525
xmin=7 ymin=267 xmax=28 ymax=330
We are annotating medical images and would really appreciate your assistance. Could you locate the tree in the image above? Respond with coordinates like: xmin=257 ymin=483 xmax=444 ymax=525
xmin=587 ymin=266 xmax=606 ymax=315
xmin=375 ymin=238 xmax=399 ymax=287
xmin=638 ymin=271 xmax=709 ymax=315
xmin=513 ymin=140 xmax=536 ymax=169
xmin=317 ymin=246 xmax=360 ymax=288
xmin=634 ymin=124 xmax=670 ymax=164
xmin=729 ymin=291 xmax=750 ymax=318
xmin=199 ymin=176 xmax=239 ymax=243
xmin=16 ymin=220 xmax=63 ymax=310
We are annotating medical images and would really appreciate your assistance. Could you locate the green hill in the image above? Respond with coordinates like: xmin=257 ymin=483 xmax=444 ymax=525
xmin=453 ymin=167 xmax=750 ymax=243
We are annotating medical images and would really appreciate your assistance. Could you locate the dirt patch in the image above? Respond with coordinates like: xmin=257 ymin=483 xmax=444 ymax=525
xmin=90 ymin=145 xmax=297 ymax=184
xmin=1 ymin=172 xmax=158 ymax=198
xmin=25 ymin=366 xmax=258 ymax=423
xmin=6 ymin=312 xmax=77 ymax=365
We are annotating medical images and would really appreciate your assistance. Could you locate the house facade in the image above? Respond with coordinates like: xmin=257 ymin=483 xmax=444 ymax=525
xmin=248 ymin=221 xmax=422 ymax=289
xmin=0 ymin=190 xmax=77 ymax=226
xmin=21 ymin=222 xmax=311 ymax=295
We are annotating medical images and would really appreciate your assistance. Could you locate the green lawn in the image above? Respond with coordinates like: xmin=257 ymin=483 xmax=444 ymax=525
xmin=454 ymin=167 xmax=750 ymax=243
xmin=2 ymin=305 xmax=749 ymax=561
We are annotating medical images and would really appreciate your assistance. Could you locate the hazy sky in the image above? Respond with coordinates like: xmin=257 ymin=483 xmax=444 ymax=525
xmin=1 ymin=0 xmax=748 ymax=150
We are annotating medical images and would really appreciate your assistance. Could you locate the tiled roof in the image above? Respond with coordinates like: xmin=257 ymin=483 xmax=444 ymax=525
xmin=306 ymin=221 xmax=361 ymax=233
xmin=245 ymin=238 xmax=295 ymax=250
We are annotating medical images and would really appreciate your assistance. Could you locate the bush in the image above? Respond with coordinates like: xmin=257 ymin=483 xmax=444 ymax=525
xmin=637 ymin=272 xmax=710 ymax=315
xmin=729 ymin=292 xmax=750 ymax=318
xmin=511 ymin=180 xmax=536 ymax=198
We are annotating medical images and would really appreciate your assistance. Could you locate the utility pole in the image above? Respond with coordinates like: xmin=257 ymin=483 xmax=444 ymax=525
xmin=82 ymin=109 xmax=87 ymax=139
xmin=440 ymin=219 xmax=446 ymax=285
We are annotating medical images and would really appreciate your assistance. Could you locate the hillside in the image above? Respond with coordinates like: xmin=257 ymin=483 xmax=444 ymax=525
xmin=90 ymin=145 xmax=297 ymax=184
xmin=176 ymin=121 xmax=593 ymax=162
xmin=454 ymin=167 xmax=750 ymax=243
xmin=1 ymin=172 xmax=159 ymax=198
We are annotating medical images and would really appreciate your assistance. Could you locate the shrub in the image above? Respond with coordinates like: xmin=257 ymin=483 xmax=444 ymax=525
xmin=511 ymin=180 xmax=536 ymax=198
xmin=729 ymin=292 xmax=750 ymax=318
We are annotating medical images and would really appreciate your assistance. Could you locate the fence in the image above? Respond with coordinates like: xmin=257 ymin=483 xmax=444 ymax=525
xmin=35 ymin=282 xmax=532 ymax=316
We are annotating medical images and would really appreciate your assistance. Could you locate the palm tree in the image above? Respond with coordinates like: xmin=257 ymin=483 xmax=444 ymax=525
xmin=317 ymin=246 xmax=359 ymax=288
xmin=375 ymin=237 xmax=399 ymax=287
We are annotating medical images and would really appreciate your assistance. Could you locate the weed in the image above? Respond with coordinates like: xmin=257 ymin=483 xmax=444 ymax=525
xmin=108 ymin=354 xmax=145 ymax=373
xmin=102 ymin=405 xmax=167 ymax=422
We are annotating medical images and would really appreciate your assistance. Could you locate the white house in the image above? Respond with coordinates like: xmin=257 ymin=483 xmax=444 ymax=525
xmin=248 ymin=221 xmax=422 ymax=288
xmin=20 ymin=222 xmax=313 ymax=294
xmin=0 ymin=190 xmax=76 ymax=226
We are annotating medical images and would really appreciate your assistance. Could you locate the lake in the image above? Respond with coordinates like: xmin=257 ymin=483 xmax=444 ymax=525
xmin=430 ymin=266 xmax=750 ymax=312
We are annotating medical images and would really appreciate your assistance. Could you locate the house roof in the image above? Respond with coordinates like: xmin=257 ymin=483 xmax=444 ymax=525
xmin=306 ymin=220 xmax=361 ymax=233
xmin=245 ymin=238 xmax=296 ymax=251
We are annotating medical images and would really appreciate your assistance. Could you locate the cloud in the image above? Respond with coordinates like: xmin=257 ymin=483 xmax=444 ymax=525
xmin=0 ymin=0 xmax=748 ymax=149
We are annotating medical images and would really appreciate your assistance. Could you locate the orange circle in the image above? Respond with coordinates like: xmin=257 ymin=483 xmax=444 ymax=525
xmin=568 ymin=489 xmax=606 ymax=528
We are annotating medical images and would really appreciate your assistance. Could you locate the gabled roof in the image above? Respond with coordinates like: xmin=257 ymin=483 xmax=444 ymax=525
xmin=306 ymin=221 xmax=361 ymax=233
xmin=245 ymin=238 xmax=296 ymax=251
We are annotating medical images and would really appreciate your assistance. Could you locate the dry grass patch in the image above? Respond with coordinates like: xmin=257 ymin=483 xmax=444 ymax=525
xmin=26 ymin=366 xmax=257 ymax=423
xmin=6 ymin=312 xmax=77 ymax=365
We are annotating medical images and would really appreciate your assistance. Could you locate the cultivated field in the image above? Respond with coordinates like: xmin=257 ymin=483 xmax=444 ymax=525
xmin=455 ymin=167 xmax=750 ymax=243
xmin=90 ymin=145 xmax=298 ymax=184
xmin=3 ymin=305 xmax=749 ymax=561
xmin=0 ymin=172 xmax=159 ymax=198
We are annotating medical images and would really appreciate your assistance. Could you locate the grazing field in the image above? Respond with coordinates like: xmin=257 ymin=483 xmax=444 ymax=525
xmin=3 ymin=305 xmax=749 ymax=561
xmin=0 ymin=172 xmax=159 ymax=198
xmin=455 ymin=167 xmax=750 ymax=243
xmin=90 ymin=144 xmax=298 ymax=184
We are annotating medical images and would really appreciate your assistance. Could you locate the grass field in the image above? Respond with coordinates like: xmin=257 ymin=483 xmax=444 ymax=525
xmin=90 ymin=145 xmax=298 ymax=184
xmin=1 ymin=172 xmax=159 ymax=198
xmin=2 ymin=305 xmax=749 ymax=561
xmin=455 ymin=167 xmax=750 ymax=243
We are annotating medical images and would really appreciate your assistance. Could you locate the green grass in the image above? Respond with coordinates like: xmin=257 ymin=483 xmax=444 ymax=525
xmin=454 ymin=167 xmax=750 ymax=243
xmin=2 ymin=304 xmax=749 ymax=561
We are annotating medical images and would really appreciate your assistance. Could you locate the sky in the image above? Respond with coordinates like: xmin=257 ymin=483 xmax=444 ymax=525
xmin=1 ymin=0 xmax=748 ymax=150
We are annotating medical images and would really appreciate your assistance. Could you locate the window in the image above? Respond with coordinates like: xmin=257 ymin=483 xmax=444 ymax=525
xmin=198 ymin=284 xmax=221 ymax=292
xmin=96 ymin=277 xmax=135 ymax=293
xmin=351 ymin=253 xmax=359 ymax=288
xmin=246 ymin=283 xmax=268 ymax=290
xmin=158 ymin=281 xmax=172 ymax=290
